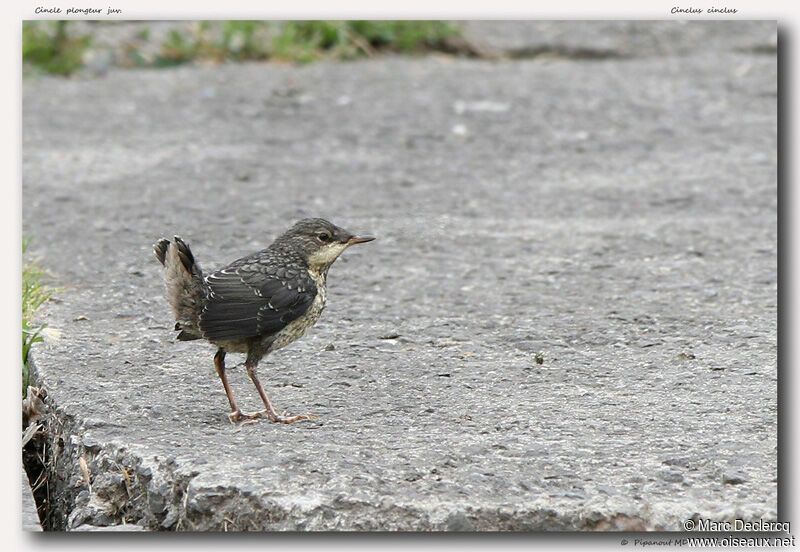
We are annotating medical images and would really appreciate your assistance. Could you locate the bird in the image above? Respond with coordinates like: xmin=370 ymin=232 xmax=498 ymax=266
xmin=153 ymin=218 xmax=375 ymax=424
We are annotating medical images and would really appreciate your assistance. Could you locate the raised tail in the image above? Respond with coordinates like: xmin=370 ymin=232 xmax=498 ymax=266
xmin=154 ymin=236 xmax=207 ymax=341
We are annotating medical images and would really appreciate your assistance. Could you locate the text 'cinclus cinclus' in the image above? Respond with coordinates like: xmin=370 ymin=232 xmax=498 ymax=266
xmin=154 ymin=218 xmax=375 ymax=424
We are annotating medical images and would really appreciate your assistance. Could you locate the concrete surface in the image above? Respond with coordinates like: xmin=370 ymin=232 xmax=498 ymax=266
xmin=22 ymin=470 xmax=42 ymax=531
xmin=22 ymin=21 xmax=777 ymax=530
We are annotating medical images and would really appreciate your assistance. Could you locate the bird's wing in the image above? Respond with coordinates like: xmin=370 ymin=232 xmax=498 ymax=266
xmin=199 ymin=265 xmax=316 ymax=341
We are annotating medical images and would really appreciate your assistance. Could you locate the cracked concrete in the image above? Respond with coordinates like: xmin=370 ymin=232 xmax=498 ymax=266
xmin=23 ymin=21 xmax=776 ymax=530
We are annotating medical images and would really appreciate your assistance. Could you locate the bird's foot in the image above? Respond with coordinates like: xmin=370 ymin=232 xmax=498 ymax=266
xmin=227 ymin=409 xmax=263 ymax=423
xmin=265 ymin=410 xmax=316 ymax=424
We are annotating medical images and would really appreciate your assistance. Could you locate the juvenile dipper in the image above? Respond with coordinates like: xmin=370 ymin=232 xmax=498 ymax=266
xmin=154 ymin=218 xmax=374 ymax=424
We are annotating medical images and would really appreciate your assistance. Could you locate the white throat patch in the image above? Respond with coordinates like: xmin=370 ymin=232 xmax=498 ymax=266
xmin=307 ymin=242 xmax=349 ymax=270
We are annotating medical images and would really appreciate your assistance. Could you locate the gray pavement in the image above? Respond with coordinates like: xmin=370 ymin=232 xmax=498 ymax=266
xmin=23 ymin=21 xmax=777 ymax=530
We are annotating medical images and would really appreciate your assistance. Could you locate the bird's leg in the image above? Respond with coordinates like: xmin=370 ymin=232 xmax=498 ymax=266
xmin=245 ymin=359 xmax=312 ymax=424
xmin=214 ymin=349 xmax=262 ymax=423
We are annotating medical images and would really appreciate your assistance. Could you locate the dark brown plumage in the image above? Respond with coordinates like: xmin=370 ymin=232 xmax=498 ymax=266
xmin=154 ymin=218 xmax=374 ymax=423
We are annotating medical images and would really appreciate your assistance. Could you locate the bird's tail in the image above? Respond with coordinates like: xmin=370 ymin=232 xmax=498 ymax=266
xmin=154 ymin=236 xmax=207 ymax=341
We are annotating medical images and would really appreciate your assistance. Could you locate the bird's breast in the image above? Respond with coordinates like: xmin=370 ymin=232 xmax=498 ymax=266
xmin=268 ymin=271 xmax=326 ymax=352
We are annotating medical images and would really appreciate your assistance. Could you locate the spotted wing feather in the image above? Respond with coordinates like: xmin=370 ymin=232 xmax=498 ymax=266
xmin=199 ymin=264 xmax=316 ymax=342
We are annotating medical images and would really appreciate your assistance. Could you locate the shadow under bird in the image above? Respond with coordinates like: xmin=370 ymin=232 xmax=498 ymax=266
xmin=153 ymin=218 xmax=375 ymax=424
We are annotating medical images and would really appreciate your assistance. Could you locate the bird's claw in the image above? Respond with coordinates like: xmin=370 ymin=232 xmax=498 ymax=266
xmin=228 ymin=410 xmax=263 ymax=423
xmin=267 ymin=411 xmax=316 ymax=424
xmin=227 ymin=409 xmax=316 ymax=424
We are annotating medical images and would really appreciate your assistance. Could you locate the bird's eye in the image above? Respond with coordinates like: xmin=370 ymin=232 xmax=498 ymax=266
xmin=317 ymin=232 xmax=331 ymax=242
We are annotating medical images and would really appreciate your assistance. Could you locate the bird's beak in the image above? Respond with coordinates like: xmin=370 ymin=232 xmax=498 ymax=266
xmin=347 ymin=235 xmax=375 ymax=245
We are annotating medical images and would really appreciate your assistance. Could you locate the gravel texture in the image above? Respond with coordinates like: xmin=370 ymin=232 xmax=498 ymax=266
xmin=22 ymin=21 xmax=777 ymax=531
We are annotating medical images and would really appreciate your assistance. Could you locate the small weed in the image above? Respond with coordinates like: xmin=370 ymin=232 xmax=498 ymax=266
xmin=221 ymin=20 xmax=271 ymax=61
xmin=22 ymin=237 xmax=58 ymax=397
xmin=271 ymin=20 xmax=461 ymax=64
xmin=155 ymin=21 xmax=273 ymax=66
xmin=271 ymin=21 xmax=342 ymax=63
xmin=22 ymin=21 xmax=91 ymax=76
xmin=348 ymin=21 xmax=460 ymax=53
xmin=155 ymin=22 xmax=216 ymax=67
xmin=25 ymin=21 xmax=465 ymax=74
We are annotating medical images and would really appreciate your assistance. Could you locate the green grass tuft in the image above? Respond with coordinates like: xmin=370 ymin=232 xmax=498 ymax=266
xmin=23 ymin=21 xmax=91 ymax=76
xmin=22 ymin=237 xmax=57 ymax=397
xmin=155 ymin=20 xmax=461 ymax=66
xmin=271 ymin=20 xmax=460 ymax=63
xmin=221 ymin=20 xmax=271 ymax=61
xmin=23 ymin=20 xmax=465 ymax=75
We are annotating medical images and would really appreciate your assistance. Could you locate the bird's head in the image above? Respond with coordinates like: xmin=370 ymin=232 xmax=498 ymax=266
xmin=278 ymin=218 xmax=375 ymax=271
